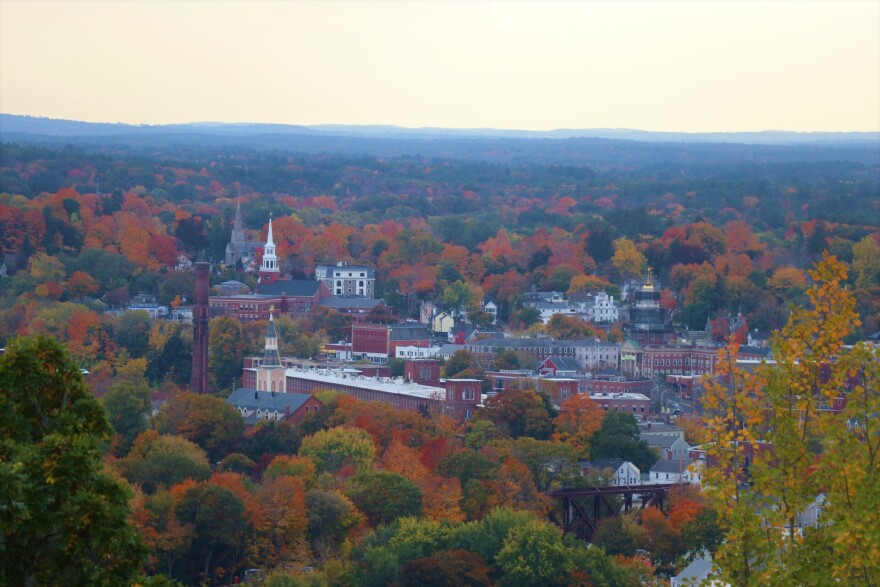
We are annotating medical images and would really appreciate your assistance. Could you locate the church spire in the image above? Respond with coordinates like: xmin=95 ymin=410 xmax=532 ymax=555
xmin=234 ymin=197 xmax=243 ymax=231
xmin=259 ymin=215 xmax=280 ymax=283
xmin=262 ymin=307 xmax=282 ymax=368
xmin=225 ymin=197 xmax=248 ymax=267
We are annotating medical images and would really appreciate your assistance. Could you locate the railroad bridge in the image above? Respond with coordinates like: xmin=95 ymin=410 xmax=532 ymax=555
xmin=547 ymin=483 xmax=678 ymax=541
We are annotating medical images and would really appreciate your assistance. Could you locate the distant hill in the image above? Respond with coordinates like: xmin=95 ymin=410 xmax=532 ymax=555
xmin=1 ymin=114 xmax=878 ymax=167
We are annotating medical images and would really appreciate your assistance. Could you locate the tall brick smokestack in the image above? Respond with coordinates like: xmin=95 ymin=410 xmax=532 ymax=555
xmin=191 ymin=262 xmax=210 ymax=394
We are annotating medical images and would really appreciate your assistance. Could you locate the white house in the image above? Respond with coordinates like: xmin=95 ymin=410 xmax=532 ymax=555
xmin=590 ymin=291 xmax=621 ymax=323
xmin=395 ymin=345 xmax=442 ymax=360
xmin=584 ymin=458 xmax=641 ymax=486
xmin=315 ymin=261 xmax=375 ymax=298
xmin=646 ymin=457 xmax=693 ymax=485
xmin=574 ymin=339 xmax=619 ymax=372
xmin=482 ymin=297 xmax=498 ymax=324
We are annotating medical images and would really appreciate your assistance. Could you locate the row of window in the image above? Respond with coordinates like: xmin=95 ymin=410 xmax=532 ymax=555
xmin=649 ymin=356 xmax=713 ymax=367
xmin=602 ymin=405 xmax=647 ymax=413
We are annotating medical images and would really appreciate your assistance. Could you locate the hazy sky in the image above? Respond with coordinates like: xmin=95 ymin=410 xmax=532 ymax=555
xmin=1 ymin=1 xmax=878 ymax=132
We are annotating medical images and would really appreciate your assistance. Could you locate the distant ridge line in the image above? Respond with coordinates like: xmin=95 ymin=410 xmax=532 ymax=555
xmin=2 ymin=113 xmax=878 ymax=145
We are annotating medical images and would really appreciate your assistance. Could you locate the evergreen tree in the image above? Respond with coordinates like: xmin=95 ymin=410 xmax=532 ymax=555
xmin=0 ymin=336 xmax=147 ymax=586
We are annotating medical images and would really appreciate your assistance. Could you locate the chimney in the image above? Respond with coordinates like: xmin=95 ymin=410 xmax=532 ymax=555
xmin=190 ymin=262 xmax=210 ymax=394
xmin=254 ymin=390 xmax=258 ymax=400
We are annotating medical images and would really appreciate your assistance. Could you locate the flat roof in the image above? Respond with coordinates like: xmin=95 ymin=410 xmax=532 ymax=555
xmin=589 ymin=392 xmax=650 ymax=401
xmin=285 ymin=367 xmax=444 ymax=400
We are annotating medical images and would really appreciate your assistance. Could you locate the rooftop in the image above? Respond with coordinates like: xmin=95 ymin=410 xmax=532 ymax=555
xmin=285 ymin=366 xmax=444 ymax=400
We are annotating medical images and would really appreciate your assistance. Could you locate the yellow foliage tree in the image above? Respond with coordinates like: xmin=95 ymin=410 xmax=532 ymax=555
xmin=703 ymin=255 xmax=878 ymax=585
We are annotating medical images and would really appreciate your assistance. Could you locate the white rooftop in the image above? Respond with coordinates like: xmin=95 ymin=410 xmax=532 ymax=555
xmin=285 ymin=366 xmax=443 ymax=400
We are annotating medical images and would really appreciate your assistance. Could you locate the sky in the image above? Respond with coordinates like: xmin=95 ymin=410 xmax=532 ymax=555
xmin=1 ymin=1 xmax=878 ymax=133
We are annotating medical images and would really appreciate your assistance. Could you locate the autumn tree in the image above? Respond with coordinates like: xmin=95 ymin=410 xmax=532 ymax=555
xmin=117 ymin=431 xmax=212 ymax=493
xmin=546 ymin=313 xmax=593 ymax=340
xmin=553 ymin=393 xmax=605 ymax=455
xmin=852 ymin=234 xmax=880 ymax=289
xmin=492 ymin=348 xmax=521 ymax=370
xmin=611 ymin=237 xmax=648 ymax=279
xmin=0 ymin=336 xmax=147 ymax=586
xmin=306 ymin=489 xmax=363 ymax=560
xmin=703 ymin=255 xmax=879 ymax=585
xmin=256 ymin=475 xmax=309 ymax=568
xmin=477 ymin=387 xmax=554 ymax=440
xmin=154 ymin=392 xmax=245 ymax=461
xmin=299 ymin=426 xmax=376 ymax=473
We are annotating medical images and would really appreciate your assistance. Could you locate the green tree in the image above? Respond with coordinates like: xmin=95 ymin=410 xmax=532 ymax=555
xmin=102 ymin=377 xmax=152 ymax=452
xmin=593 ymin=514 xmax=642 ymax=556
xmin=508 ymin=306 xmax=542 ymax=330
xmin=154 ymin=392 xmax=245 ymax=461
xmin=117 ymin=431 xmax=212 ymax=493
xmin=492 ymin=348 xmax=520 ymax=370
xmin=495 ymin=519 xmax=573 ymax=587
xmin=114 ymin=309 xmax=153 ymax=358
xmin=589 ymin=411 xmax=657 ymax=471
xmin=387 ymin=357 xmax=405 ymax=377
xmin=443 ymin=280 xmax=480 ymax=312
xmin=402 ymin=549 xmax=492 ymax=587
xmin=346 ymin=470 xmax=424 ymax=527
xmin=852 ymin=235 xmax=880 ymax=289
xmin=306 ymin=489 xmax=364 ymax=559
xmin=175 ymin=482 xmax=249 ymax=585
xmin=208 ymin=316 xmax=245 ymax=392
xmin=299 ymin=426 xmax=376 ymax=473
xmin=0 ymin=336 xmax=147 ymax=586
xmin=443 ymin=349 xmax=475 ymax=378
xmin=500 ymin=437 xmax=582 ymax=492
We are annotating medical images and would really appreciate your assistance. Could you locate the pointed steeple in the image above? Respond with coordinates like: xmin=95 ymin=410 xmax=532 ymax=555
xmin=259 ymin=214 xmax=280 ymax=283
xmin=226 ymin=197 xmax=248 ymax=266
xmin=262 ymin=308 xmax=282 ymax=368
xmin=234 ymin=197 xmax=243 ymax=231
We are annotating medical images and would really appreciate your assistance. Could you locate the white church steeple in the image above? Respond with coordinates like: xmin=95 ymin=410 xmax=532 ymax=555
xmin=259 ymin=215 xmax=280 ymax=284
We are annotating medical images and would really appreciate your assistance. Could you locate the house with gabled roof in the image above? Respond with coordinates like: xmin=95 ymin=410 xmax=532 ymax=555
xmin=482 ymin=296 xmax=498 ymax=324
xmin=646 ymin=457 xmax=692 ymax=485
xmin=641 ymin=432 xmax=690 ymax=461
xmin=538 ymin=356 xmax=581 ymax=377
xmin=582 ymin=458 xmax=641 ymax=486
xmin=226 ymin=388 xmax=322 ymax=427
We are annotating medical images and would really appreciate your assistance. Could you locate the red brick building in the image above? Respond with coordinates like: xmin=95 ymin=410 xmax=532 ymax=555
xmin=351 ymin=323 xmax=431 ymax=363
xmin=588 ymin=392 xmax=651 ymax=417
xmin=210 ymin=280 xmax=331 ymax=321
xmin=278 ymin=366 xmax=480 ymax=421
